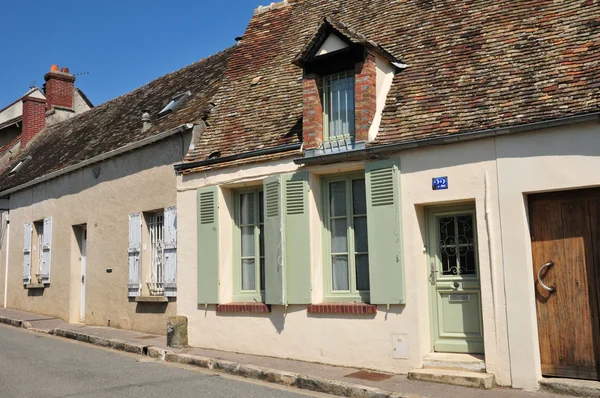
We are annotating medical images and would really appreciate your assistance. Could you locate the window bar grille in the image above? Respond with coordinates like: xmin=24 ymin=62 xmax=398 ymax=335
xmin=149 ymin=214 xmax=165 ymax=296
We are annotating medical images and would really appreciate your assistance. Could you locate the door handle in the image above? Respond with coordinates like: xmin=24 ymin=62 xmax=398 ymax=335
xmin=429 ymin=262 xmax=437 ymax=285
xmin=81 ymin=275 xmax=85 ymax=284
xmin=537 ymin=262 xmax=555 ymax=292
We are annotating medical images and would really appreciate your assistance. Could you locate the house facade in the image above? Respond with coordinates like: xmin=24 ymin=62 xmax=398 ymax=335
xmin=173 ymin=0 xmax=600 ymax=390
xmin=0 ymin=67 xmax=93 ymax=169
xmin=0 ymin=51 xmax=232 ymax=335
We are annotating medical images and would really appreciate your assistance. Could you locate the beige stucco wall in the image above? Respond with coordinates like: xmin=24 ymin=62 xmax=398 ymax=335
xmin=176 ymin=138 xmax=511 ymax=384
xmin=0 ymin=134 xmax=189 ymax=335
xmin=495 ymin=121 xmax=600 ymax=389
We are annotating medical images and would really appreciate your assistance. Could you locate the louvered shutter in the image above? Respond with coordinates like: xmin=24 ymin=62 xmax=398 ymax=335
xmin=23 ymin=223 xmax=32 ymax=284
xmin=197 ymin=186 xmax=219 ymax=305
xmin=41 ymin=217 xmax=52 ymax=284
xmin=264 ymin=176 xmax=285 ymax=305
xmin=128 ymin=213 xmax=142 ymax=297
xmin=283 ymin=173 xmax=312 ymax=304
xmin=163 ymin=206 xmax=177 ymax=297
xmin=365 ymin=160 xmax=405 ymax=305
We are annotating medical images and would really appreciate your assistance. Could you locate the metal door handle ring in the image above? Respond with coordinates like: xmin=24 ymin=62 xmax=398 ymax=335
xmin=537 ymin=262 xmax=555 ymax=292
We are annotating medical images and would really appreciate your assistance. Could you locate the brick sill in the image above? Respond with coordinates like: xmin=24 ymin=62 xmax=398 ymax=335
xmin=217 ymin=303 xmax=271 ymax=313
xmin=307 ymin=303 xmax=377 ymax=315
xmin=24 ymin=283 xmax=45 ymax=290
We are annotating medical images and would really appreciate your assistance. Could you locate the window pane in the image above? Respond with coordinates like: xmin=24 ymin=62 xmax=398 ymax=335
xmin=241 ymin=226 xmax=255 ymax=257
xmin=355 ymin=254 xmax=370 ymax=291
xmin=354 ymin=216 xmax=368 ymax=253
xmin=242 ymin=259 xmax=256 ymax=291
xmin=352 ymin=179 xmax=367 ymax=215
xmin=332 ymin=255 xmax=349 ymax=291
xmin=331 ymin=218 xmax=348 ymax=253
xmin=259 ymin=225 xmax=264 ymax=257
xmin=240 ymin=193 xmax=255 ymax=225
xmin=329 ymin=181 xmax=347 ymax=217
xmin=259 ymin=191 xmax=264 ymax=223
xmin=260 ymin=258 xmax=265 ymax=291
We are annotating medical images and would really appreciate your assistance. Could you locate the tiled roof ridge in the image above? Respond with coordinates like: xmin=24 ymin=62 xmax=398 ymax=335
xmin=254 ymin=0 xmax=290 ymax=15
xmin=76 ymin=46 xmax=235 ymax=119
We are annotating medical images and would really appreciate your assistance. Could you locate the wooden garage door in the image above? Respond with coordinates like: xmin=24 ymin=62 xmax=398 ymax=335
xmin=529 ymin=189 xmax=600 ymax=380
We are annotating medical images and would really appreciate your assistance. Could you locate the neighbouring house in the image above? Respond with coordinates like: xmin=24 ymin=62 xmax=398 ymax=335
xmin=0 ymin=66 xmax=93 ymax=169
xmin=0 ymin=49 xmax=232 ymax=335
xmin=173 ymin=0 xmax=600 ymax=390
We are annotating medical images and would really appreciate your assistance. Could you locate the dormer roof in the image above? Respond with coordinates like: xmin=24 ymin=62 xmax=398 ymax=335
xmin=292 ymin=16 xmax=400 ymax=67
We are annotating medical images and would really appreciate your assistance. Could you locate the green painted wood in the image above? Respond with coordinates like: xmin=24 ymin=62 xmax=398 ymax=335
xmin=284 ymin=172 xmax=312 ymax=304
xmin=264 ymin=175 xmax=285 ymax=305
xmin=197 ymin=186 xmax=219 ymax=305
xmin=365 ymin=159 xmax=405 ymax=305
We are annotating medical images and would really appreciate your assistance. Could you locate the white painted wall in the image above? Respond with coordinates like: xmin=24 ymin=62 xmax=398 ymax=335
xmin=369 ymin=56 xmax=395 ymax=142
xmin=316 ymin=34 xmax=348 ymax=56
xmin=176 ymin=140 xmax=511 ymax=384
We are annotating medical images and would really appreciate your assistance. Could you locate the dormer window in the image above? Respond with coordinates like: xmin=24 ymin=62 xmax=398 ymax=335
xmin=323 ymin=71 xmax=355 ymax=142
xmin=158 ymin=91 xmax=190 ymax=118
xmin=293 ymin=17 xmax=403 ymax=157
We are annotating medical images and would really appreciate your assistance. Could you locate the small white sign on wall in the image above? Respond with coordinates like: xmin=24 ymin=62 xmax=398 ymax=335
xmin=392 ymin=333 xmax=409 ymax=359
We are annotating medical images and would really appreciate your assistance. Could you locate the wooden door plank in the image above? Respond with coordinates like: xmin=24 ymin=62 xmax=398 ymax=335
xmin=530 ymin=199 xmax=564 ymax=369
xmin=560 ymin=200 xmax=596 ymax=371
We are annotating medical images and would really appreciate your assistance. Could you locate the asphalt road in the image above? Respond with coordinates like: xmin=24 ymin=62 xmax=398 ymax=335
xmin=0 ymin=324 xmax=333 ymax=398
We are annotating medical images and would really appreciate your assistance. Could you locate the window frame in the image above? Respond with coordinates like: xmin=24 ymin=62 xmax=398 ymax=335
xmin=322 ymin=70 xmax=355 ymax=143
xmin=147 ymin=210 xmax=165 ymax=295
xmin=321 ymin=172 xmax=370 ymax=303
xmin=232 ymin=187 xmax=265 ymax=303
xmin=33 ymin=220 xmax=44 ymax=277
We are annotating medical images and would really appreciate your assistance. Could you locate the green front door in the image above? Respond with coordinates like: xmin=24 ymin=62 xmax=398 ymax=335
xmin=428 ymin=207 xmax=484 ymax=354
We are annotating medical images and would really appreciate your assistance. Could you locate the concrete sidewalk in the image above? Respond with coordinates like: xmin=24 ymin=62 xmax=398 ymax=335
xmin=0 ymin=307 xmax=562 ymax=398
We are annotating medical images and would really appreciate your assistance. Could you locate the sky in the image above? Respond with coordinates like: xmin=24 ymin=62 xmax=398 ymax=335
xmin=0 ymin=0 xmax=258 ymax=108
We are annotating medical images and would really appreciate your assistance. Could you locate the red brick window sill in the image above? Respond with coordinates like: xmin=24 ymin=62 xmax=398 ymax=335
xmin=307 ymin=303 xmax=377 ymax=315
xmin=216 ymin=303 xmax=271 ymax=313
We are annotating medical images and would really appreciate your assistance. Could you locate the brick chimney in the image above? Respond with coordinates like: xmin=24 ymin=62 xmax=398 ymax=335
xmin=44 ymin=65 xmax=75 ymax=110
xmin=21 ymin=96 xmax=46 ymax=148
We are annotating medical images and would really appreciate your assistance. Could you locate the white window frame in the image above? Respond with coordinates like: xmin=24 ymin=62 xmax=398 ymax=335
xmin=323 ymin=70 xmax=355 ymax=142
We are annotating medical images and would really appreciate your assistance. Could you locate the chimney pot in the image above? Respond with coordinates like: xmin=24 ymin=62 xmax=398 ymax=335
xmin=61 ymin=67 xmax=69 ymax=73
xmin=50 ymin=64 xmax=60 ymax=72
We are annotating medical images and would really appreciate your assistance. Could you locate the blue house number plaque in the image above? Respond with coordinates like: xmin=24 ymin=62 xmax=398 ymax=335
xmin=432 ymin=176 xmax=448 ymax=190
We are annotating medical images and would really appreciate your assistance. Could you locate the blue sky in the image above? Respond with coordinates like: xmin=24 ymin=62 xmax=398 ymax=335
xmin=0 ymin=0 xmax=257 ymax=107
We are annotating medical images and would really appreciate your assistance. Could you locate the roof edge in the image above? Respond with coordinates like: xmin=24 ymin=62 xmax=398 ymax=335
xmin=295 ymin=112 xmax=600 ymax=166
xmin=0 ymin=123 xmax=194 ymax=197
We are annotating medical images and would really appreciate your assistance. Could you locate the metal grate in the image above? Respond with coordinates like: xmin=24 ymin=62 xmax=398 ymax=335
xmin=199 ymin=191 xmax=215 ymax=224
xmin=149 ymin=214 xmax=164 ymax=296
xmin=285 ymin=180 xmax=305 ymax=215
xmin=370 ymin=168 xmax=395 ymax=207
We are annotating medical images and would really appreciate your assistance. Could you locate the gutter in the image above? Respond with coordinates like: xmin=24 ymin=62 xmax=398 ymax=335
xmin=295 ymin=112 xmax=600 ymax=165
xmin=174 ymin=143 xmax=302 ymax=172
xmin=0 ymin=123 xmax=194 ymax=197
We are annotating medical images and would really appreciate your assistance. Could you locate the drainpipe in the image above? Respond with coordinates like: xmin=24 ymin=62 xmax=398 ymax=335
xmin=2 ymin=213 xmax=9 ymax=308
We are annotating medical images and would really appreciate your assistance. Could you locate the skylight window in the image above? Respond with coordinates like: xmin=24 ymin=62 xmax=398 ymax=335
xmin=158 ymin=91 xmax=191 ymax=118
xmin=9 ymin=161 xmax=24 ymax=175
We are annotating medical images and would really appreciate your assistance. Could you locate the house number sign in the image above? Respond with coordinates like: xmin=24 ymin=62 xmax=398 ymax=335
xmin=432 ymin=176 xmax=448 ymax=190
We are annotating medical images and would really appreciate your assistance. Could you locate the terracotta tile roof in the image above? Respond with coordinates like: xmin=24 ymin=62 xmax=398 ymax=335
xmin=0 ymin=48 xmax=233 ymax=193
xmin=186 ymin=0 xmax=600 ymax=164
xmin=0 ymin=135 xmax=20 ymax=156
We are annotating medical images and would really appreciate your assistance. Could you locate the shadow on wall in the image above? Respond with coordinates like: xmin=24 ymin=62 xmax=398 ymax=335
xmin=196 ymin=304 xmax=405 ymax=335
xmin=135 ymin=302 xmax=169 ymax=314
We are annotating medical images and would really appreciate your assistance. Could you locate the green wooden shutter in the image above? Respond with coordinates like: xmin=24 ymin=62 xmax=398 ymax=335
xmin=197 ymin=186 xmax=219 ymax=305
xmin=365 ymin=160 xmax=405 ymax=305
xmin=264 ymin=175 xmax=285 ymax=305
xmin=283 ymin=172 xmax=312 ymax=304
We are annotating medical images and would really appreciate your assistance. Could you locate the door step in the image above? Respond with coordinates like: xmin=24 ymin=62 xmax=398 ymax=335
xmin=539 ymin=378 xmax=600 ymax=397
xmin=422 ymin=353 xmax=486 ymax=372
xmin=408 ymin=368 xmax=495 ymax=389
